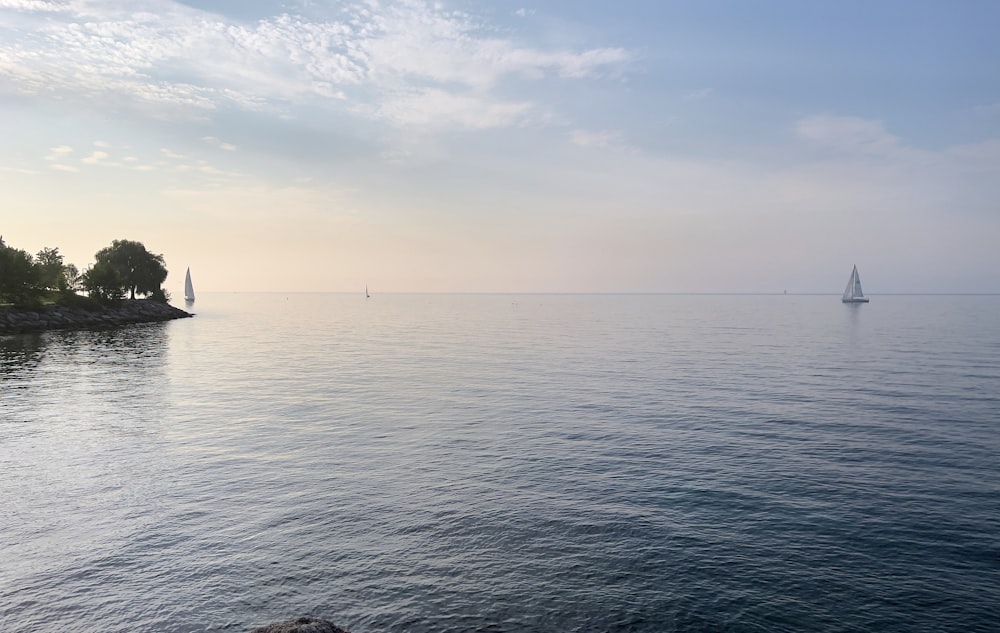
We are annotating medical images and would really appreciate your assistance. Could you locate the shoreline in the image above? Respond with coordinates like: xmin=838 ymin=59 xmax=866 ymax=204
xmin=0 ymin=299 xmax=192 ymax=335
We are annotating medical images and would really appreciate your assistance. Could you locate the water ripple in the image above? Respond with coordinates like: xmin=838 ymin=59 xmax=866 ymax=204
xmin=2 ymin=295 xmax=999 ymax=632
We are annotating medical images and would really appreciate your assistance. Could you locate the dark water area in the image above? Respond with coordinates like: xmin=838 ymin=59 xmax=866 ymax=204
xmin=2 ymin=294 xmax=999 ymax=632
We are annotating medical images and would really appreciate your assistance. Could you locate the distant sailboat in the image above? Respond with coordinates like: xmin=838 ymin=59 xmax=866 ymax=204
xmin=842 ymin=265 xmax=869 ymax=303
xmin=365 ymin=284 xmax=370 ymax=299
xmin=184 ymin=267 xmax=195 ymax=303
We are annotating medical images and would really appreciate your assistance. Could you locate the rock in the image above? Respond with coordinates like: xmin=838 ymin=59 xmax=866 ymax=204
xmin=0 ymin=300 xmax=192 ymax=334
xmin=248 ymin=617 xmax=350 ymax=633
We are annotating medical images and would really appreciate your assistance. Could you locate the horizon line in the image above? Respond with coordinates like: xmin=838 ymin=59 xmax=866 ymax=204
xmin=176 ymin=291 xmax=1000 ymax=296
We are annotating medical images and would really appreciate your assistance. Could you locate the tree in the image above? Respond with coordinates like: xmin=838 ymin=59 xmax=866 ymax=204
xmin=93 ymin=239 xmax=168 ymax=300
xmin=35 ymin=246 xmax=70 ymax=292
xmin=0 ymin=237 xmax=42 ymax=306
xmin=63 ymin=263 xmax=81 ymax=293
xmin=80 ymin=261 xmax=125 ymax=304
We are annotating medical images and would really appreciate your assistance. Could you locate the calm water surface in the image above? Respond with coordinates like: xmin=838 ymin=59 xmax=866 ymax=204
xmin=2 ymin=294 xmax=999 ymax=632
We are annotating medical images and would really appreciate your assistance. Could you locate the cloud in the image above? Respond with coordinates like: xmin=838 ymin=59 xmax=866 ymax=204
xmin=161 ymin=148 xmax=185 ymax=159
xmin=570 ymin=129 xmax=617 ymax=149
xmin=202 ymin=136 xmax=237 ymax=151
xmin=0 ymin=0 xmax=69 ymax=12
xmin=50 ymin=163 xmax=78 ymax=172
xmin=81 ymin=150 xmax=109 ymax=164
xmin=0 ymin=0 xmax=632 ymax=130
xmin=793 ymin=114 xmax=953 ymax=175
xmin=683 ymin=88 xmax=711 ymax=101
xmin=45 ymin=145 xmax=73 ymax=160
xmin=371 ymin=89 xmax=535 ymax=129
xmin=944 ymin=139 xmax=1000 ymax=172
xmin=193 ymin=159 xmax=232 ymax=176
xmin=795 ymin=115 xmax=900 ymax=154
xmin=973 ymin=101 xmax=1000 ymax=116
xmin=357 ymin=3 xmax=628 ymax=87
xmin=171 ymin=156 xmax=243 ymax=179
xmin=0 ymin=165 xmax=39 ymax=174
xmin=569 ymin=129 xmax=635 ymax=153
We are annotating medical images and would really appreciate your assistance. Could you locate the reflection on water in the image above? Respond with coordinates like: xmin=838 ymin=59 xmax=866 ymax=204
xmin=2 ymin=295 xmax=1000 ymax=633
xmin=0 ymin=333 xmax=46 ymax=375
xmin=1 ymin=322 xmax=171 ymax=429
xmin=1 ymin=322 xmax=177 ymax=627
xmin=1 ymin=322 xmax=168 ymax=370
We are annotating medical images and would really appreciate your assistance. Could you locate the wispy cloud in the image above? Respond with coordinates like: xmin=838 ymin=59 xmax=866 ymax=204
xmin=44 ymin=145 xmax=73 ymax=160
xmin=81 ymin=150 xmax=109 ymax=165
xmin=122 ymin=155 xmax=156 ymax=171
xmin=50 ymin=163 xmax=78 ymax=172
xmin=202 ymin=136 xmax=237 ymax=151
xmin=796 ymin=115 xmax=902 ymax=155
xmin=683 ymin=88 xmax=711 ymax=101
xmin=190 ymin=159 xmax=234 ymax=176
xmin=0 ymin=0 xmax=68 ymax=12
xmin=973 ymin=101 xmax=1000 ymax=114
xmin=371 ymin=89 xmax=536 ymax=129
xmin=0 ymin=0 xmax=632 ymax=131
xmin=944 ymin=139 xmax=1000 ymax=172
xmin=0 ymin=165 xmax=39 ymax=174
xmin=569 ymin=129 xmax=632 ymax=151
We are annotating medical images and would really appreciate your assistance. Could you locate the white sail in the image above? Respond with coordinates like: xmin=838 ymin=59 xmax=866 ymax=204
xmin=842 ymin=265 xmax=869 ymax=303
xmin=184 ymin=267 xmax=195 ymax=302
xmin=842 ymin=267 xmax=856 ymax=301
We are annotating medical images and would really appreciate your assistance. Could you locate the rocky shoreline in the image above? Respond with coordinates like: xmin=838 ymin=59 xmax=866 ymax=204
xmin=0 ymin=299 xmax=192 ymax=335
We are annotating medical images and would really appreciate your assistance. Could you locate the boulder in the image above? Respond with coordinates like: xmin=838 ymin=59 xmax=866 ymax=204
xmin=249 ymin=617 xmax=349 ymax=633
xmin=0 ymin=300 xmax=191 ymax=334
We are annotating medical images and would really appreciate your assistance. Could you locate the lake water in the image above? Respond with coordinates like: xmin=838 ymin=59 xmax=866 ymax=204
xmin=1 ymin=293 xmax=999 ymax=633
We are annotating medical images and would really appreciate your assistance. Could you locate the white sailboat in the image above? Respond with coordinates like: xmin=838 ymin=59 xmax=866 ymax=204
xmin=365 ymin=284 xmax=370 ymax=299
xmin=842 ymin=265 xmax=869 ymax=303
xmin=184 ymin=267 xmax=195 ymax=303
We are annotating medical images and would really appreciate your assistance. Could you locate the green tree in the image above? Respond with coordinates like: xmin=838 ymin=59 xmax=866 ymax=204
xmin=80 ymin=260 xmax=125 ymax=304
xmin=35 ymin=246 xmax=70 ymax=292
xmin=93 ymin=239 xmax=168 ymax=300
xmin=63 ymin=263 xmax=81 ymax=293
xmin=0 ymin=237 xmax=42 ymax=306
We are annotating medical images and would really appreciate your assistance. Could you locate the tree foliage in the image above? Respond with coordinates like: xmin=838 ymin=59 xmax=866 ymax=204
xmin=80 ymin=261 xmax=125 ymax=304
xmin=35 ymin=247 xmax=70 ymax=292
xmin=0 ymin=236 xmax=170 ymax=307
xmin=0 ymin=237 xmax=42 ymax=306
xmin=93 ymin=239 xmax=168 ymax=300
xmin=63 ymin=263 xmax=81 ymax=293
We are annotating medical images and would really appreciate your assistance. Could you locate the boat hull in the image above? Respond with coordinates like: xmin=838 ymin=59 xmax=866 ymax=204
xmin=842 ymin=297 xmax=870 ymax=303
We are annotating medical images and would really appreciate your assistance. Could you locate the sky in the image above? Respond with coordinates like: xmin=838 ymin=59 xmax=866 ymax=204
xmin=1 ymin=0 xmax=998 ymax=294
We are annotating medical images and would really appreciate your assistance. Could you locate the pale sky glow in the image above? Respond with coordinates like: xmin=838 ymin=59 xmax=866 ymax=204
xmin=2 ymin=0 xmax=999 ymax=293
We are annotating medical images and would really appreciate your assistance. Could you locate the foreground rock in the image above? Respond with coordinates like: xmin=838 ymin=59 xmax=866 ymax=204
xmin=249 ymin=617 xmax=349 ymax=633
xmin=0 ymin=300 xmax=192 ymax=334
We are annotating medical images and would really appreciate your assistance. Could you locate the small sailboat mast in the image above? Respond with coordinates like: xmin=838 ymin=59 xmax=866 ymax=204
xmin=184 ymin=267 xmax=195 ymax=303
xmin=365 ymin=284 xmax=370 ymax=299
